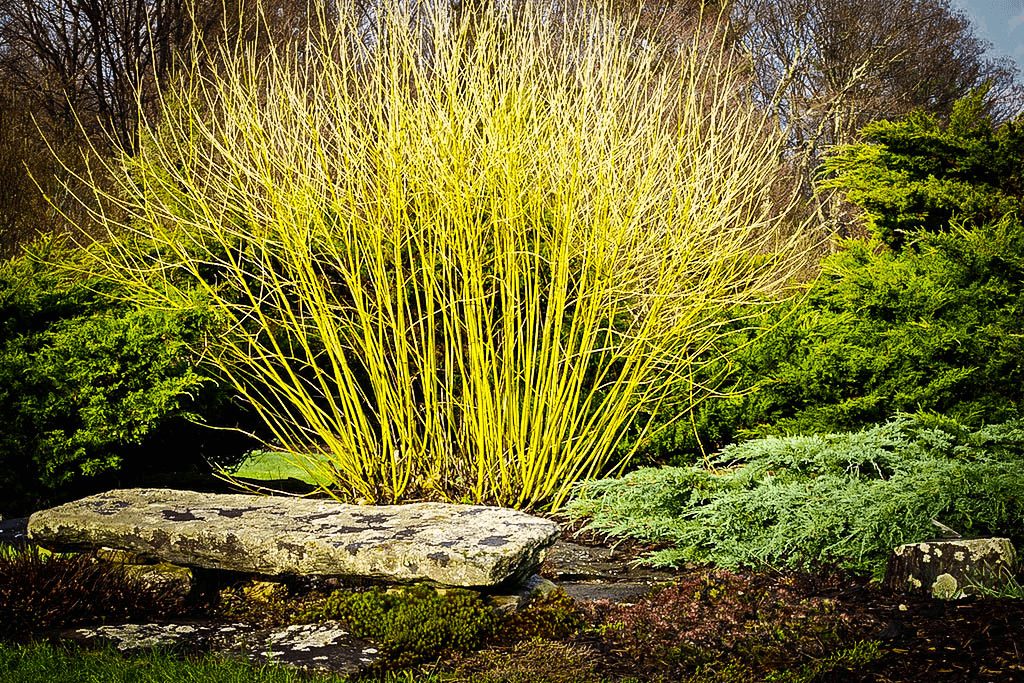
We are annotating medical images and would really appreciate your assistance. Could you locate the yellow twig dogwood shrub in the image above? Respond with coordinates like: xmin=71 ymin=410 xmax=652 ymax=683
xmin=75 ymin=1 xmax=808 ymax=509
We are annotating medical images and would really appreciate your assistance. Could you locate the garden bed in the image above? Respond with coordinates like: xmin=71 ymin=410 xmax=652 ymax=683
xmin=2 ymin=522 xmax=1022 ymax=682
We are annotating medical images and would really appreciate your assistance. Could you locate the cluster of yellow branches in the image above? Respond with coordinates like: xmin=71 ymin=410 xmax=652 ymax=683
xmin=74 ymin=1 xmax=808 ymax=509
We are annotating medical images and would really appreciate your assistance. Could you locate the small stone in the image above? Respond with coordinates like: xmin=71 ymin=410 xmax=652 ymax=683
xmin=488 ymin=574 xmax=560 ymax=612
xmin=96 ymin=547 xmax=153 ymax=564
xmin=885 ymin=538 xmax=1017 ymax=599
xmin=119 ymin=562 xmax=193 ymax=598
xmin=229 ymin=621 xmax=380 ymax=674
xmin=72 ymin=623 xmax=204 ymax=652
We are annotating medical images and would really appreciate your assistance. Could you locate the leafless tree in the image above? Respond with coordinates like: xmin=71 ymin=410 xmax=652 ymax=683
xmin=721 ymin=0 xmax=1021 ymax=236
xmin=0 ymin=0 xmax=326 ymax=152
xmin=731 ymin=0 xmax=1021 ymax=171
xmin=0 ymin=0 xmax=321 ymax=252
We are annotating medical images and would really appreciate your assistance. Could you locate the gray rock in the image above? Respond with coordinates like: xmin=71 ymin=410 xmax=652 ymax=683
xmin=0 ymin=517 xmax=29 ymax=547
xmin=542 ymin=540 xmax=674 ymax=583
xmin=72 ymin=622 xmax=213 ymax=651
xmin=119 ymin=562 xmax=194 ymax=598
xmin=543 ymin=541 xmax=623 ymax=581
xmin=559 ymin=580 xmax=663 ymax=604
xmin=71 ymin=621 xmax=380 ymax=676
xmin=488 ymin=573 xmax=559 ymax=612
xmin=27 ymin=488 xmax=560 ymax=586
xmin=93 ymin=545 xmax=195 ymax=598
xmin=541 ymin=540 xmax=676 ymax=604
xmin=885 ymin=537 xmax=1018 ymax=599
xmin=230 ymin=622 xmax=380 ymax=674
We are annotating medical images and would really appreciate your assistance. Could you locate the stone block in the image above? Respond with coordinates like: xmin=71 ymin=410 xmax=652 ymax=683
xmin=28 ymin=488 xmax=561 ymax=586
xmin=71 ymin=621 xmax=380 ymax=675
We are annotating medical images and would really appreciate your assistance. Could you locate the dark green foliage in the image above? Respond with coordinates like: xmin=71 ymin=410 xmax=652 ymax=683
xmin=0 ymin=238 xmax=249 ymax=515
xmin=296 ymin=584 xmax=498 ymax=665
xmin=568 ymin=416 xmax=1024 ymax=578
xmin=0 ymin=547 xmax=186 ymax=641
xmin=694 ymin=222 xmax=1024 ymax=448
xmin=821 ymin=89 xmax=1024 ymax=249
xmin=497 ymin=591 xmax=584 ymax=643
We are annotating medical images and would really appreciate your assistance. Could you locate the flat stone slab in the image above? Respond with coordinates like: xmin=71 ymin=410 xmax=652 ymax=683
xmin=70 ymin=621 xmax=380 ymax=675
xmin=540 ymin=540 xmax=676 ymax=604
xmin=28 ymin=488 xmax=561 ymax=586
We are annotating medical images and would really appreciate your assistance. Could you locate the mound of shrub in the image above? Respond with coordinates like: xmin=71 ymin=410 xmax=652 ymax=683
xmin=819 ymin=88 xmax=1024 ymax=249
xmin=568 ymin=415 xmax=1024 ymax=578
xmin=72 ymin=0 xmax=808 ymax=509
xmin=0 ymin=239 xmax=251 ymax=515
xmin=688 ymin=220 xmax=1024 ymax=449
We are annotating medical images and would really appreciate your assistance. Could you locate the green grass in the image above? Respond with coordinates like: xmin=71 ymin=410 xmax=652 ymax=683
xmin=0 ymin=642 xmax=350 ymax=683
xmin=0 ymin=642 xmax=633 ymax=683
xmin=0 ymin=642 xmax=444 ymax=683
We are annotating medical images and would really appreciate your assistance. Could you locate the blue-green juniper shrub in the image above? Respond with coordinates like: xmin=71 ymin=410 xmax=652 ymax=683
xmin=568 ymin=415 xmax=1024 ymax=578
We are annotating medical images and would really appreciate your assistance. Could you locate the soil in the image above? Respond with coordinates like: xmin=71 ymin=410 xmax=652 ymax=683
xmin=545 ymin=526 xmax=1024 ymax=683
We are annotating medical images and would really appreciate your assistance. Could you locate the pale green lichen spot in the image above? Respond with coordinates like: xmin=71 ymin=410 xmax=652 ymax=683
xmin=931 ymin=573 xmax=960 ymax=599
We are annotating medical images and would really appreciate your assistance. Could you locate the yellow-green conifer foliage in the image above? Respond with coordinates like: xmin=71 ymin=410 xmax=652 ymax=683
xmin=75 ymin=1 xmax=808 ymax=508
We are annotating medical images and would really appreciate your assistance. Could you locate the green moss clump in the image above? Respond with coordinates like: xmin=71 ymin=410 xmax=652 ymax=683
xmin=498 ymin=591 xmax=584 ymax=643
xmin=296 ymin=584 xmax=498 ymax=665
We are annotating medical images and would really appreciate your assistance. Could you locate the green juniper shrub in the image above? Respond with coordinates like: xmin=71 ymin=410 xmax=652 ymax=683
xmin=819 ymin=88 xmax=1024 ymax=249
xmin=0 ymin=237 xmax=251 ymax=515
xmin=0 ymin=546 xmax=187 ymax=641
xmin=568 ymin=415 xmax=1024 ymax=578
xmin=696 ymin=222 xmax=1022 ymax=449
xmin=295 ymin=584 xmax=499 ymax=666
xmin=626 ymin=94 xmax=1024 ymax=461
